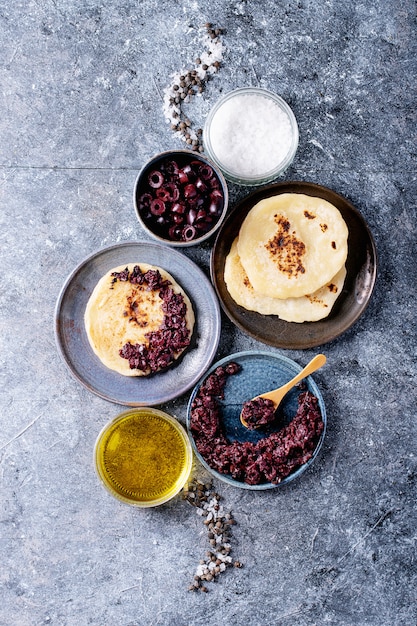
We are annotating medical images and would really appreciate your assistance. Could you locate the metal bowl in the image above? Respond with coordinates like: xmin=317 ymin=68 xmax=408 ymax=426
xmin=133 ymin=149 xmax=229 ymax=247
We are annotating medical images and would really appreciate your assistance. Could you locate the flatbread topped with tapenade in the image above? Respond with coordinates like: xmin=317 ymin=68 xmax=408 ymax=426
xmin=237 ymin=193 xmax=348 ymax=299
xmin=225 ymin=237 xmax=346 ymax=322
xmin=84 ymin=263 xmax=194 ymax=376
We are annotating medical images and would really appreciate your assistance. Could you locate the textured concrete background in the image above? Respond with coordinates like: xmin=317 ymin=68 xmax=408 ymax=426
xmin=1 ymin=1 xmax=416 ymax=625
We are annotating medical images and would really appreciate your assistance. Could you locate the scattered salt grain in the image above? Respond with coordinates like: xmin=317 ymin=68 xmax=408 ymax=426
xmin=162 ymin=24 xmax=225 ymax=151
xmin=183 ymin=478 xmax=242 ymax=592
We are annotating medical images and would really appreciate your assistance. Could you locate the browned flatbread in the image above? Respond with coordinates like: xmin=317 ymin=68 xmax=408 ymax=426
xmin=225 ymin=237 xmax=346 ymax=322
xmin=237 ymin=193 xmax=348 ymax=299
xmin=84 ymin=263 xmax=194 ymax=376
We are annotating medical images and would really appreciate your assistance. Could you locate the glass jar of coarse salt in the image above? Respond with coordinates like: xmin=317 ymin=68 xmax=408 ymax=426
xmin=203 ymin=87 xmax=299 ymax=186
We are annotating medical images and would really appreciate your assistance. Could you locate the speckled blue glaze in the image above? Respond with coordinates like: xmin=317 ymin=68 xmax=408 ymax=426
xmin=187 ymin=351 xmax=326 ymax=489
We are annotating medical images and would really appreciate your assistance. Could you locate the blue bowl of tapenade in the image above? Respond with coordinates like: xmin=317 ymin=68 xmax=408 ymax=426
xmin=187 ymin=351 xmax=326 ymax=490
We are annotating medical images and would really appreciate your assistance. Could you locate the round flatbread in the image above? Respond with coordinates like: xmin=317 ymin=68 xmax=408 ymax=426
xmin=237 ymin=193 xmax=348 ymax=299
xmin=225 ymin=237 xmax=346 ymax=322
xmin=84 ymin=263 xmax=195 ymax=376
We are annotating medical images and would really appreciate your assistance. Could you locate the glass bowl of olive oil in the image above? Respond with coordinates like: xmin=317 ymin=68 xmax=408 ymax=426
xmin=94 ymin=408 xmax=193 ymax=507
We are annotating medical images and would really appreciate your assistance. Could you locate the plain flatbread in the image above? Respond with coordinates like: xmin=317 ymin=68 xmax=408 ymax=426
xmin=225 ymin=237 xmax=346 ymax=322
xmin=84 ymin=263 xmax=194 ymax=376
xmin=237 ymin=193 xmax=348 ymax=299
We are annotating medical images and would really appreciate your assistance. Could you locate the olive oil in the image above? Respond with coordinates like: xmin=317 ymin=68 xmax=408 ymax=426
xmin=95 ymin=408 xmax=192 ymax=507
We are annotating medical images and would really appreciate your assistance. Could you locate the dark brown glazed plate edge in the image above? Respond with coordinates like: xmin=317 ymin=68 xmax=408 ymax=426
xmin=210 ymin=181 xmax=377 ymax=350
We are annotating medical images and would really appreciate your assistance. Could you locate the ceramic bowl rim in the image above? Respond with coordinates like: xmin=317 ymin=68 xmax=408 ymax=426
xmin=133 ymin=148 xmax=229 ymax=247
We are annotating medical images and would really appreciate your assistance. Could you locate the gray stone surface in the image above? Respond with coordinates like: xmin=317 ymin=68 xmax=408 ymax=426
xmin=1 ymin=1 xmax=416 ymax=625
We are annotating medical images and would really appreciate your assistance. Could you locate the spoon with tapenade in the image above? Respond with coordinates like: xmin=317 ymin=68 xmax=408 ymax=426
xmin=240 ymin=353 xmax=327 ymax=430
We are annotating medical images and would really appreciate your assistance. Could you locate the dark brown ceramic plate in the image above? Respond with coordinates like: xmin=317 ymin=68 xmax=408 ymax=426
xmin=211 ymin=181 xmax=377 ymax=349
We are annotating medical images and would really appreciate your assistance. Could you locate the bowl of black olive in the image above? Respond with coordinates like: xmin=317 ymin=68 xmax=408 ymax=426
xmin=133 ymin=150 xmax=229 ymax=247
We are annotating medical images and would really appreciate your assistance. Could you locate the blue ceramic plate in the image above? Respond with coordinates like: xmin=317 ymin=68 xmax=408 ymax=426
xmin=54 ymin=241 xmax=221 ymax=406
xmin=187 ymin=351 xmax=327 ymax=490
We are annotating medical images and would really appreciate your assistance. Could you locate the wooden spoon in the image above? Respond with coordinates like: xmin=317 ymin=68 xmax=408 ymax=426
xmin=240 ymin=354 xmax=327 ymax=429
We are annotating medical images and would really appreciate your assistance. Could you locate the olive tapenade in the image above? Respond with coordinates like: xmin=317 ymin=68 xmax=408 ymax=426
xmin=111 ymin=265 xmax=192 ymax=374
xmin=190 ymin=363 xmax=324 ymax=485
xmin=241 ymin=396 xmax=277 ymax=429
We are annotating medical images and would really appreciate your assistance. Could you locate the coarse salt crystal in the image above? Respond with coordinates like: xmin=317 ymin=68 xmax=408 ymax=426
xmin=195 ymin=564 xmax=205 ymax=577
xmin=162 ymin=25 xmax=225 ymax=149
